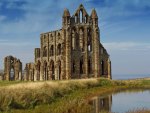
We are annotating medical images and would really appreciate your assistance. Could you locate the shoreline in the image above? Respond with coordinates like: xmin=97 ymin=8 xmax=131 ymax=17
xmin=0 ymin=78 xmax=150 ymax=113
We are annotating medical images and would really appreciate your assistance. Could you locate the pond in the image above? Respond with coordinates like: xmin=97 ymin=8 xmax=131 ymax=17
xmin=89 ymin=90 xmax=150 ymax=113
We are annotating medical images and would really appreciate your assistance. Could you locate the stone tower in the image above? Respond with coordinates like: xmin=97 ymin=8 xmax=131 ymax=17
xmin=3 ymin=56 xmax=22 ymax=81
xmin=26 ymin=4 xmax=111 ymax=81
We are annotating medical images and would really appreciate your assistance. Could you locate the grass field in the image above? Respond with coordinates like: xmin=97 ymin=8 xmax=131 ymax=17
xmin=0 ymin=78 xmax=150 ymax=113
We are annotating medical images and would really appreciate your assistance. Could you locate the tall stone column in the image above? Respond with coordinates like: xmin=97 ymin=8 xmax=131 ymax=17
xmin=34 ymin=70 xmax=37 ymax=81
xmin=40 ymin=63 xmax=43 ymax=80
xmin=55 ymin=61 xmax=58 ymax=80
xmin=65 ymin=28 xmax=71 ymax=79
xmin=84 ymin=27 xmax=88 ymax=78
xmin=93 ymin=28 xmax=100 ymax=77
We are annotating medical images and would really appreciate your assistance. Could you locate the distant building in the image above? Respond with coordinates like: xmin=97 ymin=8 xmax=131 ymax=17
xmin=3 ymin=56 xmax=22 ymax=81
xmin=25 ymin=4 xmax=111 ymax=81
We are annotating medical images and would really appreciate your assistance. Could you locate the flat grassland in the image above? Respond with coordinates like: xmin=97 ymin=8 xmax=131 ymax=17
xmin=0 ymin=78 xmax=150 ymax=113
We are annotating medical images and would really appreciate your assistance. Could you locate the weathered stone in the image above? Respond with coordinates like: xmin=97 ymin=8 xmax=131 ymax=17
xmin=25 ymin=4 xmax=112 ymax=81
xmin=3 ymin=56 xmax=22 ymax=81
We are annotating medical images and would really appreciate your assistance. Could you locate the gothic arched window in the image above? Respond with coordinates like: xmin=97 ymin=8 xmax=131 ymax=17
xmin=43 ymin=46 xmax=47 ymax=57
xmin=80 ymin=10 xmax=83 ymax=23
xmin=57 ymin=44 xmax=61 ymax=55
xmin=50 ymin=45 xmax=54 ymax=56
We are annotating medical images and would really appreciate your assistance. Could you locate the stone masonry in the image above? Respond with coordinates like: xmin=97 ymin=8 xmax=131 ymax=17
xmin=24 ymin=4 xmax=111 ymax=81
xmin=3 ymin=4 xmax=111 ymax=81
xmin=3 ymin=56 xmax=22 ymax=81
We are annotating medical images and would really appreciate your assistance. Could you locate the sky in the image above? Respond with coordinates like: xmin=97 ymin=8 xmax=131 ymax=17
xmin=0 ymin=0 xmax=150 ymax=79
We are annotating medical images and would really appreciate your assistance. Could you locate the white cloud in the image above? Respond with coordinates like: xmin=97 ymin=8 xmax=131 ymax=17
xmin=103 ymin=42 xmax=150 ymax=51
xmin=0 ymin=0 xmax=150 ymax=77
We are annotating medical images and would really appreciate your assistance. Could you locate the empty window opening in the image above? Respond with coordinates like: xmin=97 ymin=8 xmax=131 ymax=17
xmin=10 ymin=68 xmax=14 ymax=80
xmin=57 ymin=44 xmax=61 ymax=55
xmin=43 ymin=46 xmax=47 ymax=57
xmin=80 ymin=10 xmax=83 ymax=23
xmin=50 ymin=45 xmax=54 ymax=56
xmin=88 ymin=44 xmax=92 ymax=52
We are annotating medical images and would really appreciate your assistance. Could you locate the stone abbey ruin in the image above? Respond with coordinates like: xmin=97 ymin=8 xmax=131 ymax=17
xmin=1 ymin=4 xmax=111 ymax=81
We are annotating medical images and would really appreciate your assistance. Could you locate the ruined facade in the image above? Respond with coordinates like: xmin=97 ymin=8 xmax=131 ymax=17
xmin=3 ymin=56 xmax=22 ymax=81
xmin=25 ymin=4 xmax=111 ymax=81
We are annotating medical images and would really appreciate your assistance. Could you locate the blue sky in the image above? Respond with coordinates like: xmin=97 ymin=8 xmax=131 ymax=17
xmin=0 ymin=0 xmax=150 ymax=78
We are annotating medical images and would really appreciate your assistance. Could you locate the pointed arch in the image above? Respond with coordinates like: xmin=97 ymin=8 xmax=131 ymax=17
xmin=50 ymin=45 xmax=54 ymax=56
xmin=80 ymin=10 xmax=83 ymax=23
xmin=43 ymin=46 xmax=47 ymax=57
xmin=58 ymin=33 xmax=61 ymax=39
xmin=57 ymin=44 xmax=61 ymax=55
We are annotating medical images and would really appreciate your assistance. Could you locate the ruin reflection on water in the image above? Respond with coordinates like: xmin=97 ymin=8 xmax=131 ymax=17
xmin=88 ymin=95 xmax=112 ymax=113
xmin=88 ymin=90 xmax=150 ymax=113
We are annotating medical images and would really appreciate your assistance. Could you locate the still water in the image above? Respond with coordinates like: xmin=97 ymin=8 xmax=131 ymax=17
xmin=89 ymin=90 xmax=150 ymax=113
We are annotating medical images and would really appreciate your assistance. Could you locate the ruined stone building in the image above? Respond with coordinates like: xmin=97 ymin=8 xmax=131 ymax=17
xmin=3 ymin=56 xmax=22 ymax=81
xmin=24 ymin=4 xmax=111 ymax=81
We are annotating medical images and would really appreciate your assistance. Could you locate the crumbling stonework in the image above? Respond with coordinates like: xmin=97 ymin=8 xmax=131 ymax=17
xmin=3 ymin=56 xmax=22 ymax=81
xmin=26 ymin=4 xmax=111 ymax=81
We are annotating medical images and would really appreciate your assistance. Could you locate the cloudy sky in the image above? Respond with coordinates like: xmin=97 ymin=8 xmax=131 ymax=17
xmin=0 ymin=0 xmax=150 ymax=79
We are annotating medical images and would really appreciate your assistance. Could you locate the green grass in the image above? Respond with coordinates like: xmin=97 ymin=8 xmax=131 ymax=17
xmin=0 ymin=78 xmax=149 ymax=113
xmin=0 ymin=81 xmax=23 ymax=87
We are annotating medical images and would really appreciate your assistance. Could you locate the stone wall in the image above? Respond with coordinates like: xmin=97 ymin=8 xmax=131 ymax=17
xmin=25 ymin=4 xmax=112 ymax=81
xmin=3 ymin=56 xmax=22 ymax=81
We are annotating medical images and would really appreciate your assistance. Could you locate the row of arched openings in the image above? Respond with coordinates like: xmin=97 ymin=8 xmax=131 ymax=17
xmin=71 ymin=28 xmax=92 ymax=52
xmin=72 ymin=59 xmax=105 ymax=75
xmin=43 ymin=33 xmax=60 ymax=41
xmin=43 ymin=60 xmax=61 ymax=80
xmin=75 ymin=10 xmax=88 ymax=23
xmin=43 ymin=44 xmax=61 ymax=57
xmin=72 ymin=58 xmax=92 ymax=74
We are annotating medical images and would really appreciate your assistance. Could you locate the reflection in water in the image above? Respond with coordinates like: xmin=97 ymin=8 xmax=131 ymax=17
xmin=88 ymin=90 xmax=150 ymax=113
xmin=88 ymin=95 xmax=112 ymax=113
